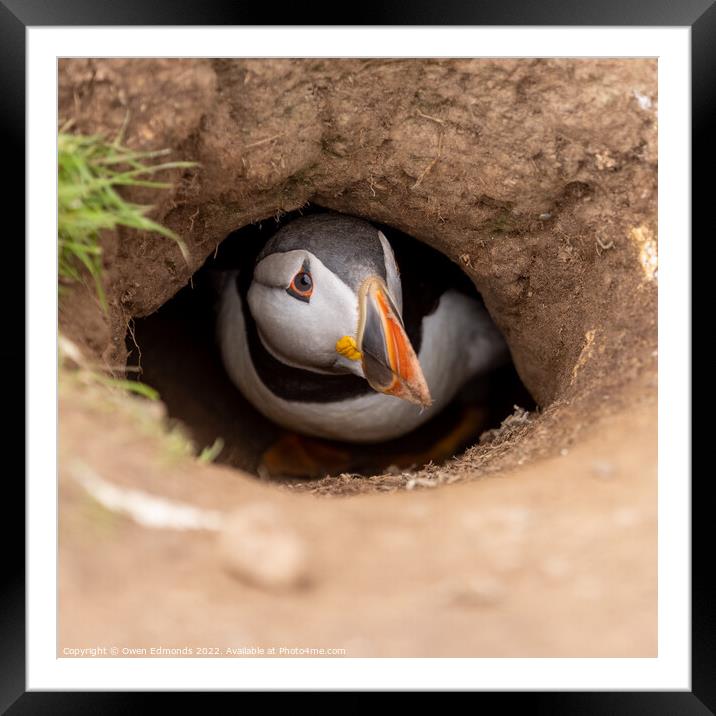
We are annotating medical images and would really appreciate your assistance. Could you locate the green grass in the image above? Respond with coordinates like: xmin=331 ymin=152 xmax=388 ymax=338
xmin=57 ymin=132 xmax=210 ymax=453
xmin=93 ymin=375 xmax=161 ymax=401
xmin=198 ymin=438 xmax=225 ymax=463
xmin=58 ymin=131 xmax=195 ymax=310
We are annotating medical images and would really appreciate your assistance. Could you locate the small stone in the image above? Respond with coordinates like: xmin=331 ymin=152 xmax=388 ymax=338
xmin=453 ymin=576 xmax=506 ymax=607
xmin=142 ymin=400 xmax=167 ymax=421
xmin=612 ymin=507 xmax=640 ymax=528
xmin=633 ymin=90 xmax=653 ymax=110
xmin=408 ymin=503 xmax=429 ymax=519
xmin=595 ymin=150 xmax=617 ymax=171
xmin=591 ymin=460 xmax=616 ymax=480
xmin=500 ymin=506 xmax=531 ymax=532
xmin=541 ymin=556 xmax=570 ymax=579
xmin=218 ymin=503 xmax=309 ymax=591
xmin=58 ymin=335 xmax=84 ymax=366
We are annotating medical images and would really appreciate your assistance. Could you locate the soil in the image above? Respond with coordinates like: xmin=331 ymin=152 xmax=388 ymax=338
xmin=58 ymin=58 xmax=657 ymax=657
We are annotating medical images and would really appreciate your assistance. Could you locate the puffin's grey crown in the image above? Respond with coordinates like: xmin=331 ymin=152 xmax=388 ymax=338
xmin=256 ymin=213 xmax=387 ymax=291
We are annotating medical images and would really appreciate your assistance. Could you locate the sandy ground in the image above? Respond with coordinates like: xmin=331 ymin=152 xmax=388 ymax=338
xmin=59 ymin=371 xmax=656 ymax=657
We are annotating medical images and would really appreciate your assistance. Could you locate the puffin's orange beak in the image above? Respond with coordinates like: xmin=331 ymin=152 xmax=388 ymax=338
xmin=356 ymin=277 xmax=432 ymax=407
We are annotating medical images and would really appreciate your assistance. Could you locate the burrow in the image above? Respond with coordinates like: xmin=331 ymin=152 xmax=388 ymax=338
xmin=126 ymin=204 xmax=536 ymax=482
xmin=58 ymin=58 xmax=658 ymax=494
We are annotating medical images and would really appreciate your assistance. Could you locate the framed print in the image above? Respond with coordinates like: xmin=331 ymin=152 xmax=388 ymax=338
xmin=5 ymin=0 xmax=708 ymax=708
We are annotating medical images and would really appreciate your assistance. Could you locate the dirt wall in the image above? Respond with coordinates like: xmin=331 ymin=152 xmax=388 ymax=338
xmin=59 ymin=58 xmax=657 ymax=408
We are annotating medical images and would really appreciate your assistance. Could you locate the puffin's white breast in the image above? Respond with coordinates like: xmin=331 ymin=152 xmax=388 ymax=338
xmin=218 ymin=273 xmax=507 ymax=443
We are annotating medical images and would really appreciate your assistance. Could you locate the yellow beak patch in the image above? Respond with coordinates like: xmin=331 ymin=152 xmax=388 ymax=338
xmin=335 ymin=335 xmax=362 ymax=361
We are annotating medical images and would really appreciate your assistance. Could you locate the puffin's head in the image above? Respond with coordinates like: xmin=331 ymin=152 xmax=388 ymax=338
xmin=247 ymin=214 xmax=432 ymax=406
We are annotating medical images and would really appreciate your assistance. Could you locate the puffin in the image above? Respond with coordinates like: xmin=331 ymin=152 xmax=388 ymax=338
xmin=217 ymin=213 xmax=509 ymax=448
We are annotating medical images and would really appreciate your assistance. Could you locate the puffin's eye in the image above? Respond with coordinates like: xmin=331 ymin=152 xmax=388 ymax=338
xmin=286 ymin=270 xmax=313 ymax=303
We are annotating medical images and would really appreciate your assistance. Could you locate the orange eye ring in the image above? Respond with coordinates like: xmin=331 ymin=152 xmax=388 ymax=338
xmin=287 ymin=270 xmax=313 ymax=302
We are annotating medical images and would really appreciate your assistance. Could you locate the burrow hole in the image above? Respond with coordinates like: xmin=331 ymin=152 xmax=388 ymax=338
xmin=128 ymin=205 xmax=535 ymax=484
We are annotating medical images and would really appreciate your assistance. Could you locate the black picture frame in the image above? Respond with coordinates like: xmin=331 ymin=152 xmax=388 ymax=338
xmin=4 ymin=0 xmax=706 ymax=709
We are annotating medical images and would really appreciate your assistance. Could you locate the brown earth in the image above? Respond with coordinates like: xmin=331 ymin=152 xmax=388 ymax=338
xmin=58 ymin=58 xmax=657 ymax=657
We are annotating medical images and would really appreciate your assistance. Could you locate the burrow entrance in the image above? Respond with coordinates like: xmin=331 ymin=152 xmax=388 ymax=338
xmin=128 ymin=206 xmax=535 ymax=483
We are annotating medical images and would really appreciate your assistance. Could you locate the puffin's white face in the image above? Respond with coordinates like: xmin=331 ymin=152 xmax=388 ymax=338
xmin=248 ymin=249 xmax=363 ymax=376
